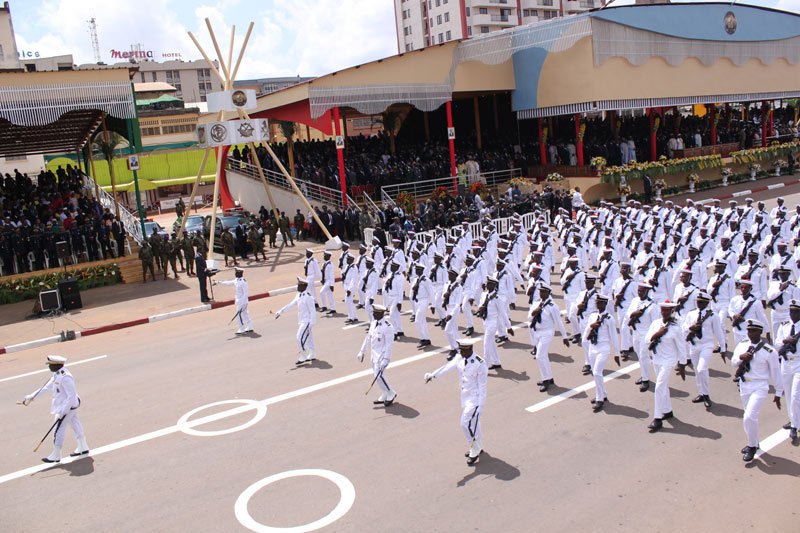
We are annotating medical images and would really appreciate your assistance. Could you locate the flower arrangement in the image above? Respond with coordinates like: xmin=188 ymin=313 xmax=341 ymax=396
xmin=721 ymin=167 xmax=733 ymax=177
xmin=654 ymin=178 xmax=666 ymax=190
xmin=600 ymin=154 xmax=723 ymax=184
xmin=432 ymin=186 xmax=451 ymax=202
xmin=732 ymin=141 xmax=800 ymax=165
xmin=658 ymin=155 xmax=667 ymax=162
xmin=590 ymin=156 xmax=606 ymax=169
xmin=0 ymin=263 xmax=121 ymax=306
xmin=618 ymin=185 xmax=631 ymax=196
xmin=471 ymin=181 xmax=489 ymax=199
xmin=397 ymin=191 xmax=416 ymax=213
xmin=749 ymin=163 xmax=761 ymax=172
xmin=508 ymin=177 xmax=534 ymax=187
xmin=773 ymin=160 xmax=786 ymax=168
xmin=546 ymin=173 xmax=564 ymax=182
xmin=578 ymin=123 xmax=586 ymax=142
xmin=687 ymin=173 xmax=700 ymax=184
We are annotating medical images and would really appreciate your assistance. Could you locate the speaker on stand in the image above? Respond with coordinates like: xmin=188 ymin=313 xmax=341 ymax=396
xmin=56 ymin=240 xmax=71 ymax=272
xmin=58 ymin=277 xmax=82 ymax=311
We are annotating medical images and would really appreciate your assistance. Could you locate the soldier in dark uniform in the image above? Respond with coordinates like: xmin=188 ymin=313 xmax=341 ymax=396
xmin=0 ymin=232 xmax=13 ymax=275
xmin=138 ymin=241 xmax=156 ymax=283
xmin=85 ymin=223 xmax=99 ymax=262
xmin=235 ymin=220 xmax=248 ymax=259
xmin=148 ymin=228 xmax=163 ymax=272
xmin=98 ymin=222 xmax=113 ymax=259
xmin=182 ymin=231 xmax=195 ymax=276
xmin=221 ymin=226 xmax=238 ymax=267
xmin=70 ymin=226 xmax=85 ymax=262
xmin=266 ymin=215 xmax=278 ymax=248
xmin=248 ymin=224 xmax=267 ymax=261
xmin=165 ymin=235 xmax=181 ymax=280
xmin=279 ymin=211 xmax=294 ymax=247
xmin=196 ymin=249 xmax=211 ymax=303
xmin=111 ymin=217 xmax=125 ymax=257
xmin=193 ymin=231 xmax=208 ymax=256
xmin=293 ymin=209 xmax=305 ymax=241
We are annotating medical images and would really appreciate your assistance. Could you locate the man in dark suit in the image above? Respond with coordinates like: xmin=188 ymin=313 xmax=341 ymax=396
xmin=195 ymin=250 xmax=211 ymax=302
xmin=111 ymin=217 xmax=125 ymax=257
xmin=642 ymin=174 xmax=653 ymax=205
xmin=235 ymin=220 xmax=248 ymax=259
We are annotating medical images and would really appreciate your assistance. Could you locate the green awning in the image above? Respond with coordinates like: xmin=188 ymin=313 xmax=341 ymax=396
xmin=136 ymin=94 xmax=183 ymax=106
xmin=101 ymin=174 xmax=216 ymax=192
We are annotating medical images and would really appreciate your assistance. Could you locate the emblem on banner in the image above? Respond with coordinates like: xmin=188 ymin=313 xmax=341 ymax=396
xmin=210 ymin=123 xmax=228 ymax=143
xmin=724 ymin=11 xmax=737 ymax=35
xmin=237 ymin=122 xmax=255 ymax=138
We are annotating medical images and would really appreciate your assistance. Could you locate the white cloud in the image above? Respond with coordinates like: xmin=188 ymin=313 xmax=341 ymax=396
xmin=13 ymin=0 xmax=398 ymax=80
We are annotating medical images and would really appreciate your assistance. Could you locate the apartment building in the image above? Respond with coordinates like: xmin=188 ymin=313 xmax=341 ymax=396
xmin=395 ymin=0 xmax=601 ymax=52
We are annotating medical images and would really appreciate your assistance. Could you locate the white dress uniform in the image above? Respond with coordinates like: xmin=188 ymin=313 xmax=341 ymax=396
xmin=383 ymin=267 xmax=405 ymax=334
xmin=429 ymin=261 xmax=447 ymax=321
xmin=612 ymin=275 xmax=638 ymax=350
xmin=769 ymin=252 xmax=797 ymax=282
xmin=24 ymin=361 xmax=88 ymax=461
xmin=355 ymin=253 xmax=369 ymax=305
xmin=495 ymin=267 xmax=515 ymax=335
xmin=426 ymin=350 xmax=489 ymax=460
xmin=215 ymin=275 xmax=252 ymax=333
xmin=734 ymin=262 xmax=768 ymax=301
xmin=682 ymin=306 xmax=726 ymax=398
xmin=775 ymin=319 xmax=800 ymax=432
xmin=360 ymin=263 xmax=380 ymax=318
xmin=528 ymin=296 xmax=567 ymax=383
xmin=582 ymin=309 xmax=619 ymax=403
xmin=597 ymin=257 xmax=619 ymax=294
xmin=442 ymin=279 xmax=463 ymax=351
xmin=645 ymin=316 xmax=688 ymax=419
xmin=478 ymin=289 xmax=504 ymax=367
xmin=713 ymin=246 xmax=738 ymax=277
xmin=646 ymin=264 xmax=671 ymax=303
xmin=303 ymin=255 xmax=322 ymax=305
xmin=358 ymin=315 xmax=396 ymax=403
xmin=460 ymin=261 xmax=482 ymax=330
xmin=731 ymin=337 xmax=783 ymax=449
xmin=766 ymin=279 xmax=800 ymax=338
xmin=342 ymin=262 xmax=359 ymax=321
xmin=623 ymin=295 xmax=658 ymax=383
xmin=410 ymin=273 xmax=434 ymax=342
xmin=276 ymin=287 xmax=317 ymax=362
xmin=560 ymin=267 xmax=586 ymax=335
xmin=707 ymin=271 xmax=735 ymax=325
xmin=729 ymin=293 xmax=769 ymax=345
xmin=319 ymin=258 xmax=336 ymax=311
xmin=672 ymin=281 xmax=699 ymax=325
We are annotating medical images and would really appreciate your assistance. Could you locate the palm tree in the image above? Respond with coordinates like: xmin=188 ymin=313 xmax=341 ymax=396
xmin=376 ymin=110 xmax=401 ymax=154
xmin=92 ymin=131 xmax=127 ymax=217
xmin=276 ymin=120 xmax=297 ymax=177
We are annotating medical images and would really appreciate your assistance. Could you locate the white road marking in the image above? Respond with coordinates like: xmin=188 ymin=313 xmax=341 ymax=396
xmin=342 ymin=310 xmax=412 ymax=330
xmin=234 ymin=469 xmax=355 ymax=533
xmin=755 ymin=428 xmax=790 ymax=459
xmin=177 ymin=399 xmax=268 ymax=437
xmin=767 ymin=183 xmax=786 ymax=190
xmin=525 ymin=362 xmax=641 ymax=413
xmin=0 ymin=355 xmax=108 ymax=383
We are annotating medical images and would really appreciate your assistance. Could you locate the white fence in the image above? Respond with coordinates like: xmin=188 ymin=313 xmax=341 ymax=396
xmin=380 ymin=168 xmax=522 ymax=203
xmin=83 ymin=173 xmax=144 ymax=244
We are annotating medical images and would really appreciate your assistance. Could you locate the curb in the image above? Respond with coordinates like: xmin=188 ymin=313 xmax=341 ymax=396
xmin=0 ymin=277 xmax=341 ymax=355
xmin=697 ymin=178 xmax=800 ymax=203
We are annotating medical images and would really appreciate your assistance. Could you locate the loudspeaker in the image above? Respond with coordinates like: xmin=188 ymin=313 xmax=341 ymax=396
xmin=58 ymin=277 xmax=82 ymax=311
xmin=39 ymin=289 xmax=61 ymax=312
xmin=56 ymin=240 xmax=71 ymax=259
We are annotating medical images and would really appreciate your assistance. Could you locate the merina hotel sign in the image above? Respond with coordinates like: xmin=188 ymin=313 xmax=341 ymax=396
xmin=110 ymin=49 xmax=182 ymax=60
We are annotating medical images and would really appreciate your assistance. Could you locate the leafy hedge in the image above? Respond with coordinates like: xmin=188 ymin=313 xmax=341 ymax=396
xmin=0 ymin=264 xmax=121 ymax=305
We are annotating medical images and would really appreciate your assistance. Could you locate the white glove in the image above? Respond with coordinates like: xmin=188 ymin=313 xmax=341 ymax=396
xmin=424 ymin=372 xmax=433 ymax=383
xmin=22 ymin=395 xmax=31 ymax=405
xmin=357 ymin=352 xmax=364 ymax=362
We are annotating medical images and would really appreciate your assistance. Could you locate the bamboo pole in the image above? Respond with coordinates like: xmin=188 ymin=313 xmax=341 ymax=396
xmin=174 ymin=148 xmax=211 ymax=237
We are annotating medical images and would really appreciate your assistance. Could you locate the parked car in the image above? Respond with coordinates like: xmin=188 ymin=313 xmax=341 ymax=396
xmin=173 ymin=214 xmax=205 ymax=236
xmin=204 ymin=214 xmax=248 ymax=252
xmin=143 ymin=220 xmax=169 ymax=240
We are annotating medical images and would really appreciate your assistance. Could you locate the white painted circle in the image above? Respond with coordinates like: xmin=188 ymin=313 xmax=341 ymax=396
xmin=177 ymin=399 xmax=267 ymax=437
xmin=234 ymin=469 xmax=356 ymax=533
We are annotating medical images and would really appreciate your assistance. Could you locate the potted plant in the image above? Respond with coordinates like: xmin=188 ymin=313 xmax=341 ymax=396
xmin=654 ymin=178 xmax=666 ymax=199
xmin=618 ymin=184 xmax=631 ymax=204
xmin=773 ymin=160 xmax=786 ymax=177
xmin=720 ymin=167 xmax=732 ymax=187
xmin=687 ymin=173 xmax=700 ymax=193
xmin=590 ymin=156 xmax=606 ymax=176
xmin=749 ymin=163 xmax=760 ymax=181
xmin=546 ymin=172 xmax=564 ymax=182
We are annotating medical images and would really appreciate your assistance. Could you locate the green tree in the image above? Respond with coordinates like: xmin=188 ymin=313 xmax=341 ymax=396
xmin=92 ymin=131 xmax=128 ymax=217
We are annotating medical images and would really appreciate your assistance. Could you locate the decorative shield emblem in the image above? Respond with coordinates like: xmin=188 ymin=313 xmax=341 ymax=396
xmin=237 ymin=122 xmax=255 ymax=138
xmin=724 ymin=11 xmax=737 ymax=35
xmin=210 ymin=123 xmax=228 ymax=143
xmin=231 ymin=90 xmax=248 ymax=107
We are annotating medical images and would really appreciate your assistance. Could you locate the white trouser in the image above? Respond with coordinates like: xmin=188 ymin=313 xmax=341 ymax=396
xmin=620 ymin=322 xmax=633 ymax=351
xmin=576 ymin=314 xmax=591 ymax=365
xmin=497 ymin=299 xmax=511 ymax=336
xmin=53 ymin=409 xmax=84 ymax=447
xmin=791 ymin=372 xmax=800 ymax=430
xmin=483 ymin=319 xmax=500 ymax=365
xmin=689 ymin=344 xmax=713 ymax=396
xmin=345 ymin=291 xmax=357 ymax=319
xmin=296 ymin=322 xmax=314 ymax=355
xmin=307 ymin=279 xmax=319 ymax=304
xmin=357 ymin=286 xmax=365 ymax=306
xmin=414 ymin=298 xmax=430 ymax=340
xmin=739 ymin=381 xmax=769 ymax=447
xmin=772 ymin=311 xmax=789 ymax=340
xmin=320 ymin=282 xmax=335 ymax=310
xmin=433 ymin=285 xmax=445 ymax=319
xmin=588 ymin=345 xmax=609 ymax=401
xmin=733 ymin=326 xmax=747 ymax=346
xmin=461 ymin=296 xmax=474 ymax=329
xmin=564 ymin=297 xmax=577 ymax=334
xmin=372 ymin=359 xmax=393 ymax=399
xmin=235 ymin=304 xmax=252 ymax=329
xmin=445 ymin=309 xmax=461 ymax=349
xmin=387 ymin=300 xmax=403 ymax=333
xmin=530 ymin=330 xmax=555 ymax=381
xmin=713 ymin=302 xmax=729 ymax=328
xmin=653 ymin=362 xmax=674 ymax=418
xmin=781 ymin=361 xmax=797 ymax=425
xmin=364 ymin=294 xmax=376 ymax=319
xmin=461 ymin=402 xmax=482 ymax=444
xmin=633 ymin=332 xmax=650 ymax=381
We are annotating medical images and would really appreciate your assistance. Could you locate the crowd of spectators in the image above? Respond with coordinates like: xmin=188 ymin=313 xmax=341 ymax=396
xmin=0 ymin=165 xmax=128 ymax=277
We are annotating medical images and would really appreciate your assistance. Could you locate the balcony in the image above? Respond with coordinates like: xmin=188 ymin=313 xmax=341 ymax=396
xmin=471 ymin=13 xmax=517 ymax=26
xmin=471 ymin=0 xmax=510 ymax=6
xmin=563 ymin=0 xmax=594 ymax=11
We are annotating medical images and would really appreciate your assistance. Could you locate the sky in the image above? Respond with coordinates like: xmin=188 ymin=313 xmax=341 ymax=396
xmin=9 ymin=0 xmax=800 ymax=80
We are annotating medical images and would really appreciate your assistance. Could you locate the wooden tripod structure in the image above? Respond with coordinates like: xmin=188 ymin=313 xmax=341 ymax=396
xmin=176 ymin=19 xmax=335 ymax=257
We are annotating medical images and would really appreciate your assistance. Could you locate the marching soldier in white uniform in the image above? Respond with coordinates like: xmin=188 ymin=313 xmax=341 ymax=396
xmin=682 ymin=292 xmax=726 ymax=408
xmin=342 ymin=255 xmax=359 ymax=324
xmin=303 ymin=249 xmax=322 ymax=308
xmin=731 ymin=320 xmax=783 ymax=461
xmin=22 ymin=355 xmax=89 ymax=463
xmin=582 ymin=295 xmax=619 ymax=412
xmin=528 ymin=285 xmax=569 ymax=392
xmin=766 ymin=267 xmax=800 ymax=338
xmin=425 ymin=338 xmax=489 ymax=466
xmin=358 ymin=305 xmax=397 ymax=407
xmin=729 ymin=279 xmax=770 ymax=345
xmin=707 ymin=259 xmax=735 ymax=327
xmin=276 ymin=277 xmax=318 ymax=364
xmin=775 ymin=301 xmax=800 ymax=441
xmin=213 ymin=266 xmax=253 ymax=334
xmin=319 ymin=251 xmax=336 ymax=314
xmin=623 ymin=282 xmax=658 ymax=392
xmin=442 ymin=268 xmax=464 ymax=358
xmin=410 ymin=263 xmax=434 ymax=348
xmin=477 ymin=277 xmax=504 ymax=370
xmin=645 ymin=301 xmax=688 ymax=432
xmin=383 ymin=261 xmax=405 ymax=339
xmin=360 ymin=257 xmax=379 ymax=319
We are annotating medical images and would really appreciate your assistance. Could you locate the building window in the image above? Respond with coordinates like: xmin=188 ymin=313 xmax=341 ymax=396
xmin=140 ymin=72 xmax=145 ymax=82
xmin=523 ymin=9 xmax=538 ymax=16
xmin=435 ymin=0 xmax=440 ymax=6
xmin=540 ymin=0 xmax=554 ymax=6
xmin=579 ymin=0 xmax=594 ymax=7
xmin=479 ymin=7 xmax=488 ymax=14
xmin=430 ymin=17 xmax=434 ymax=27
xmin=404 ymin=26 xmax=409 ymax=35
xmin=197 ymin=68 xmax=211 ymax=81
xmin=542 ymin=10 xmax=557 ymax=19
xmin=438 ymin=33 xmax=444 ymax=43
xmin=480 ymin=26 xmax=489 ymax=33
xmin=468 ymin=26 xmax=472 ymax=36
xmin=466 ymin=7 xmax=470 ymax=16
xmin=446 ymin=30 xmax=451 ymax=40
xmin=437 ymin=14 xmax=442 ymax=24
xmin=405 ymin=43 xmax=411 ymax=52
xmin=444 ymin=12 xmax=449 ymax=22
xmin=174 ymin=84 xmax=182 ymax=96
xmin=152 ymin=72 xmax=157 ymax=82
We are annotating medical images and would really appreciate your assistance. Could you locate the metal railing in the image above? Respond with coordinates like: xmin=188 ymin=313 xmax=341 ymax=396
xmin=380 ymin=168 xmax=521 ymax=202
xmin=380 ymin=188 xmax=396 ymax=208
xmin=227 ymin=159 xmax=360 ymax=211
xmin=83 ymin=173 xmax=144 ymax=244
xmin=363 ymin=190 xmax=382 ymax=213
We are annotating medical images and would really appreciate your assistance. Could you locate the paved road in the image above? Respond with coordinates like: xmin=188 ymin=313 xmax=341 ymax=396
xmin=2 ymin=188 xmax=800 ymax=531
